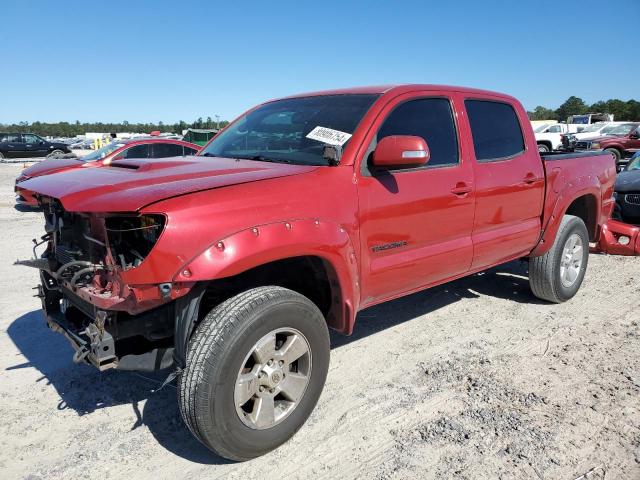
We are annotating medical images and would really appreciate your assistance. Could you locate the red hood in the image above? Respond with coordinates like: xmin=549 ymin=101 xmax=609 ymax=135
xmin=20 ymin=156 xmax=318 ymax=212
xmin=21 ymin=157 xmax=84 ymax=179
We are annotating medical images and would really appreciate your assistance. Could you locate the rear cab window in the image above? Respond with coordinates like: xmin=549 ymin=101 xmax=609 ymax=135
xmin=465 ymin=99 xmax=525 ymax=162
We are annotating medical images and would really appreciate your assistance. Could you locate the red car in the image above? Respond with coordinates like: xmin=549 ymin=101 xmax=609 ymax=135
xmin=14 ymin=137 xmax=200 ymax=206
xmin=20 ymin=85 xmax=615 ymax=460
xmin=575 ymin=122 xmax=640 ymax=167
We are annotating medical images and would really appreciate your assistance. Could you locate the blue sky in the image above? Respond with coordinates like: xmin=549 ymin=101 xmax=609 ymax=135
xmin=1 ymin=0 xmax=638 ymax=123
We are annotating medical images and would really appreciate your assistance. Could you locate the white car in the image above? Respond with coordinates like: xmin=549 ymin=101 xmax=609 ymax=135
xmin=534 ymin=123 xmax=574 ymax=152
xmin=571 ymin=122 xmax=628 ymax=141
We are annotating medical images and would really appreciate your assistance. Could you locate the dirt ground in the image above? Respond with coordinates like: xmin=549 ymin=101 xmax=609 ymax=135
xmin=0 ymin=162 xmax=638 ymax=480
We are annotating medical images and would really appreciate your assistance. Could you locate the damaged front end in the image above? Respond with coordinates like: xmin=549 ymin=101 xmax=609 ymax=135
xmin=18 ymin=196 xmax=198 ymax=371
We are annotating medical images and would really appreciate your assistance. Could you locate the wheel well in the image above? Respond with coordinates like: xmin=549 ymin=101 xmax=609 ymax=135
xmin=197 ymin=256 xmax=339 ymax=329
xmin=537 ymin=140 xmax=552 ymax=149
xmin=565 ymin=194 xmax=598 ymax=241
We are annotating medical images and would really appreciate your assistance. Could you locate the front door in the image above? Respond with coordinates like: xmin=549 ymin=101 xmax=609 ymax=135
xmin=23 ymin=134 xmax=48 ymax=157
xmin=357 ymin=92 xmax=475 ymax=306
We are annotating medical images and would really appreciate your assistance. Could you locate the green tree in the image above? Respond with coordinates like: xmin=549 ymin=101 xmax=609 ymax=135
xmin=528 ymin=106 xmax=556 ymax=120
xmin=555 ymin=96 xmax=588 ymax=122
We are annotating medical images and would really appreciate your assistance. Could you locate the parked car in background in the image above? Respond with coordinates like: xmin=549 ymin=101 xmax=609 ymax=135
xmin=534 ymin=123 xmax=576 ymax=152
xmin=69 ymin=138 xmax=94 ymax=150
xmin=18 ymin=84 xmax=615 ymax=460
xmin=571 ymin=122 xmax=626 ymax=141
xmin=613 ymin=151 xmax=640 ymax=225
xmin=574 ymin=122 xmax=640 ymax=168
xmin=15 ymin=138 xmax=200 ymax=206
xmin=0 ymin=133 xmax=71 ymax=159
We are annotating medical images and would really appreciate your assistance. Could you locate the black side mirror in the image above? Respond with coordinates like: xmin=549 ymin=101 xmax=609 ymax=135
xmin=630 ymin=130 xmax=640 ymax=139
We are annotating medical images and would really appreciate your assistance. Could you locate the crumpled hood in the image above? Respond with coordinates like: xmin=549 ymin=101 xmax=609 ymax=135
xmin=20 ymin=157 xmax=84 ymax=179
xmin=615 ymin=170 xmax=640 ymax=193
xmin=20 ymin=156 xmax=318 ymax=212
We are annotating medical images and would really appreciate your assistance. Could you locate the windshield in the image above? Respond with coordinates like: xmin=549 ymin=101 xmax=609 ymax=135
xmin=533 ymin=124 xmax=550 ymax=133
xmin=581 ymin=122 xmax=607 ymax=133
xmin=199 ymin=94 xmax=380 ymax=166
xmin=81 ymin=142 xmax=125 ymax=161
xmin=604 ymin=123 xmax=636 ymax=137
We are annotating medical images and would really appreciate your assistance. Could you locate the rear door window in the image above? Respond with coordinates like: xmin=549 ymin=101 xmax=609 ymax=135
xmin=465 ymin=100 xmax=525 ymax=161
xmin=122 ymin=144 xmax=150 ymax=159
xmin=4 ymin=134 xmax=22 ymax=143
xmin=152 ymin=143 xmax=184 ymax=158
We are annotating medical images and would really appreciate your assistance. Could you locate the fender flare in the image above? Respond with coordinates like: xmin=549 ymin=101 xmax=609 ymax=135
xmin=172 ymin=218 xmax=360 ymax=334
xmin=531 ymin=176 xmax=602 ymax=257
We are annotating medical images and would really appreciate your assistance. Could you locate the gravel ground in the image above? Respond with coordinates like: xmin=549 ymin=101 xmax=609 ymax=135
xmin=0 ymin=163 xmax=638 ymax=480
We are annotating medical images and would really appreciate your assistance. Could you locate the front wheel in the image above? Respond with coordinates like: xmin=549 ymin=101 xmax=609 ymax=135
xmin=178 ymin=286 xmax=330 ymax=461
xmin=529 ymin=215 xmax=589 ymax=303
xmin=47 ymin=149 xmax=65 ymax=157
xmin=537 ymin=143 xmax=550 ymax=153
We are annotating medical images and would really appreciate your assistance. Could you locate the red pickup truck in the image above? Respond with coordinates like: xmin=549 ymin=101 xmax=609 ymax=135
xmin=19 ymin=85 xmax=616 ymax=460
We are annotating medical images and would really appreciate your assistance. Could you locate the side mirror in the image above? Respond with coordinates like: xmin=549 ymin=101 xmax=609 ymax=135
xmin=629 ymin=130 xmax=640 ymax=139
xmin=372 ymin=135 xmax=430 ymax=169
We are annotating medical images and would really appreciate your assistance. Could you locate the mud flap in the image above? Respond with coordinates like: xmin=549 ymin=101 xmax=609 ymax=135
xmin=173 ymin=283 xmax=207 ymax=368
xmin=592 ymin=219 xmax=640 ymax=256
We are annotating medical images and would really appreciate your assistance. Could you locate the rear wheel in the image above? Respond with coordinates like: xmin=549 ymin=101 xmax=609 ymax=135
xmin=48 ymin=149 xmax=65 ymax=157
xmin=0 ymin=151 xmax=5 ymax=160
xmin=529 ymin=215 xmax=589 ymax=303
xmin=178 ymin=286 xmax=330 ymax=461
xmin=537 ymin=143 xmax=550 ymax=153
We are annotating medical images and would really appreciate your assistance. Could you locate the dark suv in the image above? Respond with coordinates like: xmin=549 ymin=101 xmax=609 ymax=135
xmin=0 ymin=133 xmax=71 ymax=159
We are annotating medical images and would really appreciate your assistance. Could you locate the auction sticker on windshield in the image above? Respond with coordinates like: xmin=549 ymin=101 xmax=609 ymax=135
xmin=306 ymin=126 xmax=352 ymax=146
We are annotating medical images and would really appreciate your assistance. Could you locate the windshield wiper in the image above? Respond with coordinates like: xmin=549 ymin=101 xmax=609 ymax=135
xmin=234 ymin=155 xmax=294 ymax=164
xmin=199 ymin=152 xmax=217 ymax=157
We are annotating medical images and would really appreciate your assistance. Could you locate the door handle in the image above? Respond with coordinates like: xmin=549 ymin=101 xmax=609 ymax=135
xmin=451 ymin=182 xmax=472 ymax=196
xmin=521 ymin=173 xmax=540 ymax=185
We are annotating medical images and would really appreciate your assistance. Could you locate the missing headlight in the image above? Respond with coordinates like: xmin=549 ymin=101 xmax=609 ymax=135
xmin=105 ymin=214 xmax=165 ymax=270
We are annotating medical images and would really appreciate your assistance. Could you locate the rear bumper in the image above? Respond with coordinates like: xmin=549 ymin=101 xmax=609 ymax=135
xmin=592 ymin=219 xmax=640 ymax=256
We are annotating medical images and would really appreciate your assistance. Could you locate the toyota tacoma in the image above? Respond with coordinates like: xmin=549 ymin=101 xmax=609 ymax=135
xmin=18 ymin=85 xmax=616 ymax=460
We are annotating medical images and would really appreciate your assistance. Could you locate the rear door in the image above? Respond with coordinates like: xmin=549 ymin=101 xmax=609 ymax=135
xmin=357 ymin=91 xmax=475 ymax=304
xmin=463 ymin=97 xmax=545 ymax=269
xmin=4 ymin=134 xmax=26 ymax=158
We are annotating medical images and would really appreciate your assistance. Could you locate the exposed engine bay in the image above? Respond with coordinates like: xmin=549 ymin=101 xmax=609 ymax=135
xmin=19 ymin=196 xmax=185 ymax=371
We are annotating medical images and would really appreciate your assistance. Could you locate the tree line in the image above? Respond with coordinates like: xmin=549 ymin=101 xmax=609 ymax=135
xmin=0 ymin=116 xmax=230 ymax=138
xmin=528 ymin=96 xmax=640 ymax=122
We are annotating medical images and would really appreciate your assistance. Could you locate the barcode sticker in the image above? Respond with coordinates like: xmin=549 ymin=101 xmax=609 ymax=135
xmin=306 ymin=126 xmax=352 ymax=146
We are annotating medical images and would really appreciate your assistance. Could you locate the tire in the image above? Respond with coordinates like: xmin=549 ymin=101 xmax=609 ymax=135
xmin=178 ymin=286 xmax=330 ymax=461
xmin=529 ymin=215 xmax=589 ymax=303
xmin=537 ymin=143 xmax=550 ymax=153
xmin=604 ymin=148 xmax=621 ymax=163
xmin=0 ymin=151 xmax=4 ymax=160
xmin=48 ymin=149 xmax=65 ymax=157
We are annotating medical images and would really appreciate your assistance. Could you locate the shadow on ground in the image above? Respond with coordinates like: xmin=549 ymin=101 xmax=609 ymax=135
xmin=6 ymin=260 xmax=537 ymax=463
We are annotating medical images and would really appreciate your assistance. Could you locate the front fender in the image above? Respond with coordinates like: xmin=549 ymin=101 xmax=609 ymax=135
xmin=173 ymin=219 xmax=360 ymax=334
